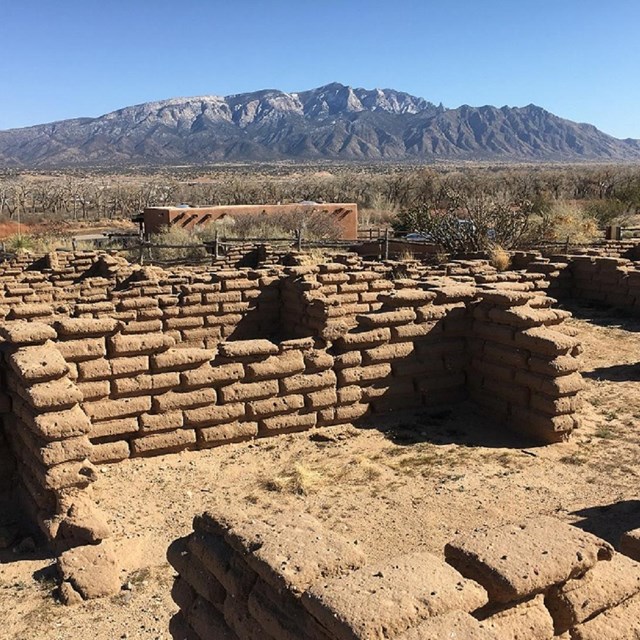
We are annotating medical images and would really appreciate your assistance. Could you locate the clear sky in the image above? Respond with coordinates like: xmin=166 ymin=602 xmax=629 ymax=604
xmin=2 ymin=0 xmax=639 ymax=138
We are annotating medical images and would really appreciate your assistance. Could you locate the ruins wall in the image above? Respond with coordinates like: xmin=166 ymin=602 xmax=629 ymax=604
xmin=0 ymin=251 xmax=586 ymax=547
xmin=168 ymin=507 xmax=640 ymax=639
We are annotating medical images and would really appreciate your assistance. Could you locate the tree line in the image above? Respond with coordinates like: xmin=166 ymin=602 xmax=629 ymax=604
xmin=1 ymin=164 xmax=639 ymax=225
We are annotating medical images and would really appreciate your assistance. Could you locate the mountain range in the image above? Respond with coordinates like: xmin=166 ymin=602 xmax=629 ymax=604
xmin=1 ymin=82 xmax=639 ymax=166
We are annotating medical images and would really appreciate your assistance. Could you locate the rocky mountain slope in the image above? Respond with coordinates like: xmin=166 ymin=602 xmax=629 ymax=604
xmin=1 ymin=83 xmax=639 ymax=166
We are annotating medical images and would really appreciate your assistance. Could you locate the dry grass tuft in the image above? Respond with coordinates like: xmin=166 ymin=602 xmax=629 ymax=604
xmin=489 ymin=246 xmax=511 ymax=271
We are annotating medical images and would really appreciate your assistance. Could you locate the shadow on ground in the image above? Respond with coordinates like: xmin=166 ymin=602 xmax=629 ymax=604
xmin=571 ymin=500 xmax=640 ymax=547
xmin=559 ymin=299 xmax=640 ymax=333
xmin=366 ymin=402 xmax=542 ymax=450
xmin=583 ymin=362 xmax=640 ymax=382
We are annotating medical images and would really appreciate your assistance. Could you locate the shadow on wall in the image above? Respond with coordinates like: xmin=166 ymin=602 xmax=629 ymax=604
xmin=571 ymin=500 xmax=640 ymax=547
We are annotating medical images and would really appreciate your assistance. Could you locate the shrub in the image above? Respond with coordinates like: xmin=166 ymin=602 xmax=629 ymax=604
xmin=489 ymin=246 xmax=511 ymax=271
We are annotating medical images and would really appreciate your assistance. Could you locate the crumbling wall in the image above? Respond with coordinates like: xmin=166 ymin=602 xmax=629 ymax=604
xmin=0 ymin=321 xmax=108 ymax=547
xmin=0 ymin=253 xmax=588 ymax=550
xmin=469 ymin=289 xmax=584 ymax=442
xmin=169 ymin=508 xmax=640 ymax=639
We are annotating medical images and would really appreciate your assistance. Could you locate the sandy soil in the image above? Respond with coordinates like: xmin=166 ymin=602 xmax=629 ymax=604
xmin=1 ymin=303 xmax=639 ymax=640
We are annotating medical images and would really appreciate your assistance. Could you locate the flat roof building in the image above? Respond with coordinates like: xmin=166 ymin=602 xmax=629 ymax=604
xmin=142 ymin=202 xmax=358 ymax=240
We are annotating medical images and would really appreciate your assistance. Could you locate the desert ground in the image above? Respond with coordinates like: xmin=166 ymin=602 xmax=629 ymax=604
xmin=1 ymin=302 xmax=639 ymax=640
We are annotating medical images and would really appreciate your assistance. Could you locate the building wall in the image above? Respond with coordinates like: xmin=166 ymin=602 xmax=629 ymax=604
xmin=143 ymin=203 xmax=359 ymax=240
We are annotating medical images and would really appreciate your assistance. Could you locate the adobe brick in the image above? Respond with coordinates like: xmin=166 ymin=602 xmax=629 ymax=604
xmin=259 ymin=412 xmax=317 ymax=435
xmin=152 ymin=388 xmax=216 ymax=412
xmin=199 ymin=421 xmax=259 ymax=446
xmin=84 ymin=397 xmax=151 ymax=422
xmin=56 ymin=337 xmax=106 ymax=362
xmin=219 ymin=380 xmax=279 ymax=403
xmin=184 ymin=403 xmax=246 ymax=427
xmin=108 ymin=333 xmax=175 ymax=356
xmin=131 ymin=429 xmax=196 ymax=455
xmin=247 ymin=395 xmax=305 ymax=418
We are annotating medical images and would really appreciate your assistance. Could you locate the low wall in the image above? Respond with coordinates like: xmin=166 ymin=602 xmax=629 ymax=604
xmin=168 ymin=507 xmax=640 ymax=639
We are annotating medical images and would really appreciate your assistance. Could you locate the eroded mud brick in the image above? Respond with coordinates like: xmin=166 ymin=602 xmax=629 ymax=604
xmin=397 ymin=611 xmax=498 ymax=640
xmin=90 ymin=440 xmax=130 ymax=464
xmin=26 ymin=433 xmax=93 ymax=467
xmin=247 ymin=394 xmax=305 ymax=418
xmin=527 ymin=354 xmax=580 ymax=377
xmin=357 ymin=310 xmax=417 ymax=328
xmin=9 ymin=344 xmax=69 ymax=383
xmin=473 ymin=321 xmax=516 ymax=346
xmin=248 ymin=578 xmax=333 ymax=640
xmin=479 ymin=594 xmax=554 ymax=639
xmin=391 ymin=321 xmax=443 ymax=341
xmin=108 ymin=333 xmax=175 ymax=356
xmin=509 ymin=406 xmax=576 ymax=442
xmin=514 ymin=326 xmax=580 ymax=356
xmin=570 ymin=592 xmax=640 ymax=640
xmin=479 ymin=290 xmax=537 ymax=306
xmin=530 ymin=392 xmax=582 ymax=415
xmin=244 ymin=352 xmax=305 ymax=381
xmin=55 ymin=337 xmax=106 ymax=362
xmin=90 ymin=416 xmax=139 ymax=439
xmin=187 ymin=530 xmax=256 ymax=598
xmin=25 ymin=378 xmax=83 ymax=411
xmin=303 ymin=351 xmax=334 ymax=372
xmin=121 ymin=319 xmax=163 ymax=334
xmin=200 ymin=509 xmax=364 ymax=596
xmin=184 ymin=403 xmax=245 ymax=427
xmin=84 ymin=396 xmax=151 ymax=422
xmin=150 ymin=348 xmax=215 ymax=371
xmin=219 ymin=380 xmax=279 ymax=403
xmin=57 ymin=542 xmax=121 ymax=602
xmin=333 ymin=403 xmax=369 ymax=422
xmin=0 ymin=321 xmax=57 ymax=345
xmin=112 ymin=372 xmax=180 ymax=397
xmin=24 ymin=404 xmax=91 ymax=440
xmin=431 ymin=284 xmax=477 ymax=303
xmin=546 ymin=553 xmax=640 ymax=632
xmin=199 ymin=421 xmax=259 ymax=446
xmin=280 ymin=370 xmax=336 ymax=394
xmin=335 ymin=327 xmax=391 ymax=349
xmin=139 ymin=411 xmax=184 ymax=433
xmin=337 ymin=385 xmax=363 ymax=405
xmin=224 ymin=594 xmax=268 ymax=640
xmin=152 ymin=388 xmax=216 ymax=412
xmin=217 ymin=339 xmax=279 ymax=358
xmin=180 ymin=363 xmax=244 ymax=389
xmin=7 ymin=303 xmax=53 ymax=320
xmin=338 ymin=363 xmax=392 ymax=385
xmin=75 ymin=378 xmax=109 ymax=400
xmin=479 ymin=342 xmax=528 ymax=369
xmin=514 ymin=371 xmax=585 ymax=396
xmin=445 ymin=517 xmax=614 ymax=604
xmin=306 ymin=388 xmax=338 ymax=410
xmin=43 ymin=459 xmax=98 ymax=490
xmin=362 ymin=342 xmax=414 ymax=364
xmin=303 ymin=551 xmax=488 ymax=640
xmin=260 ymin=412 xmax=317 ymax=434
xmin=378 ymin=290 xmax=437 ymax=308
xmin=131 ymin=429 xmax=196 ymax=455
xmin=55 ymin=317 xmax=119 ymax=337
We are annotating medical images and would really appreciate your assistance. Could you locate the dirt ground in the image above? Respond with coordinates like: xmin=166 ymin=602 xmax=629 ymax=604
xmin=1 ymin=303 xmax=639 ymax=640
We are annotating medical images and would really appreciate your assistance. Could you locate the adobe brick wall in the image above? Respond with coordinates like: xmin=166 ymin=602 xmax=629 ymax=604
xmin=0 ymin=251 xmax=586 ymax=556
xmin=169 ymin=507 xmax=640 ymax=639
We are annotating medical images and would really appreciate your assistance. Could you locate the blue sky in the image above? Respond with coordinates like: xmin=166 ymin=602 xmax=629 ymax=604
xmin=2 ymin=0 xmax=639 ymax=138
